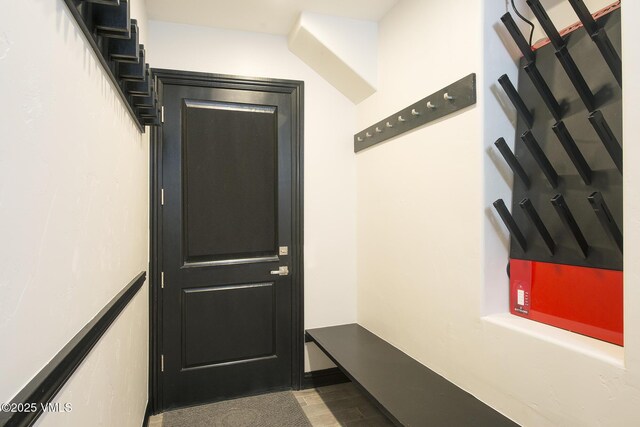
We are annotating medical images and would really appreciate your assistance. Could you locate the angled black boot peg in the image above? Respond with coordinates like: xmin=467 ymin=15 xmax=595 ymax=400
xmin=588 ymin=192 xmax=622 ymax=252
xmin=551 ymin=194 xmax=589 ymax=258
xmin=521 ymin=131 xmax=559 ymax=188
xmin=527 ymin=0 xmax=595 ymax=111
xmin=494 ymin=138 xmax=530 ymax=188
xmin=588 ymin=110 xmax=622 ymax=174
xmin=493 ymin=199 xmax=528 ymax=252
xmin=108 ymin=20 xmax=139 ymax=63
xmin=500 ymin=12 xmax=536 ymax=63
xmin=520 ymin=198 xmax=556 ymax=255
xmin=552 ymin=121 xmax=592 ymax=185
xmin=118 ymin=45 xmax=145 ymax=81
xmin=523 ymin=64 xmax=562 ymax=121
xmin=568 ymin=0 xmax=621 ymax=86
xmin=91 ymin=0 xmax=131 ymax=39
xmin=498 ymin=75 xmax=534 ymax=129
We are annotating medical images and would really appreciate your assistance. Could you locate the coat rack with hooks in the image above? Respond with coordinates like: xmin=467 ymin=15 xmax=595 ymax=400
xmin=353 ymin=73 xmax=477 ymax=152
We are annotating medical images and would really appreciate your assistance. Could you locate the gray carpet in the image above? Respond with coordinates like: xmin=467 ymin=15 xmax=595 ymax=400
xmin=162 ymin=391 xmax=312 ymax=427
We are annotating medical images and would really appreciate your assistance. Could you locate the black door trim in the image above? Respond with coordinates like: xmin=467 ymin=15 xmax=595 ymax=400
xmin=149 ymin=68 xmax=304 ymax=413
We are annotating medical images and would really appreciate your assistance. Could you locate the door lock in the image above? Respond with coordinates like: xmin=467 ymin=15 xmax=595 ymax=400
xmin=270 ymin=266 xmax=289 ymax=276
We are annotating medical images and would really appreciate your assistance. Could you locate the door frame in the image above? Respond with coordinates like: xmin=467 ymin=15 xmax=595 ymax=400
xmin=149 ymin=68 xmax=304 ymax=413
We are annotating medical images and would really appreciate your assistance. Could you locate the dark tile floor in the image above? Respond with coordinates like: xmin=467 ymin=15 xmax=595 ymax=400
xmin=149 ymin=382 xmax=393 ymax=427
xmin=293 ymin=383 xmax=394 ymax=427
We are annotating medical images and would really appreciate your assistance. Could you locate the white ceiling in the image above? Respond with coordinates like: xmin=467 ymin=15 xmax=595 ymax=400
xmin=145 ymin=0 xmax=399 ymax=35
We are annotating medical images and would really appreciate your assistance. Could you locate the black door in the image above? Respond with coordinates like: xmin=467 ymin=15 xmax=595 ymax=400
xmin=155 ymin=71 xmax=303 ymax=410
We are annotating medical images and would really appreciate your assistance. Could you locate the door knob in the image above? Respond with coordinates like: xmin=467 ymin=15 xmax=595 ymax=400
xmin=270 ymin=266 xmax=289 ymax=276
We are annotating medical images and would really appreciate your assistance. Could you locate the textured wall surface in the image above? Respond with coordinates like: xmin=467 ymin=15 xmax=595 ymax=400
xmin=0 ymin=1 xmax=150 ymax=425
xmin=356 ymin=0 xmax=640 ymax=425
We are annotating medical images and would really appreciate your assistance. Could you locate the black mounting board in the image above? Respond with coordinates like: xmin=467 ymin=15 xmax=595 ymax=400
xmin=354 ymin=73 xmax=476 ymax=152
xmin=508 ymin=7 xmax=622 ymax=270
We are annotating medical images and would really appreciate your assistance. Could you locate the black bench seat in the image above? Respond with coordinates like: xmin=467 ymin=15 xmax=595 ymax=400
xmin=306 ymin=324 xmax=518 ymax=427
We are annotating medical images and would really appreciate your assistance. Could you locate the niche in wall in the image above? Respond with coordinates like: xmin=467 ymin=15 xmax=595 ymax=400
xmin=491 ymin=1 xmax=622 ymax=345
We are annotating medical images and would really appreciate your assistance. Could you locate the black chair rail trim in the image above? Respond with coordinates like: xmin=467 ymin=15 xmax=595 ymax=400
xmin=0 ymin=271 xmax=147 ymax=427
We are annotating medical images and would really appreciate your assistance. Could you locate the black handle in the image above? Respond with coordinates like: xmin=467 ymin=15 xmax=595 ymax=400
xmin=493 ymin=199 xmax=528 ymax=252
xmin=551 ymin=194 xmax=589 ymax=257
xmin=520 ymin=198 xmax=555 ymax=255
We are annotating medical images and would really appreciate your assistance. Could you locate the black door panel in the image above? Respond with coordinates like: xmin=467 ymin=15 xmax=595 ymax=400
xmin=158 ymin=77 xmax=301 ymax=410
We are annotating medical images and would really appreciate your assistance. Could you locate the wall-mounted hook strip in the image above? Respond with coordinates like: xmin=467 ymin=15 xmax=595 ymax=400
xmin=551 ymin=121 xmax=592 ymax=185
xmin=498 ymin=74 xmax=534 ymax=129
xmin=526 ymin=0 xmax=594 ymax=110
xmin=523 ymin=63 xmax=562 ymax=121
xmin=494 ymin=138 xmax=530 ymax=188
xmin=568 ymin=0 xmax=621 ymax=86
xmin=354 ymin=74 xmax=476 ymax=152
xmin=501 ymin=12 xmax=536 ymax=64
xmin=521 ymin=131 xmax=559 ymax=188
xmin=91 ymin=0 xmax=131 ymax=39
xmin=588 ymin=110 xmax=622 ymax=174
xmin=588 ymin=192 xmax=622 ymax=252
xmin=520 ymin=198 xmax=556 ymax=255
xmin=493 ymin=199 xmax=528 ymax=252
xmin=551 ymin=194 xmax=589 ymax=258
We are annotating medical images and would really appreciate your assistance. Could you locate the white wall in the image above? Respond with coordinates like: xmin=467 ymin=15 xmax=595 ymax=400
xmin=147 ymin=21 xmax=358 ymax=371
xmin=0 ymin=1 xmax=150 ymax=425
xmin=357 ymin=0 xmax=640 ymax=425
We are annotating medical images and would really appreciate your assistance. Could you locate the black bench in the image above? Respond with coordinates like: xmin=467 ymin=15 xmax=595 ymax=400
xmin=306 ymin=324 xmax=519 ymax=427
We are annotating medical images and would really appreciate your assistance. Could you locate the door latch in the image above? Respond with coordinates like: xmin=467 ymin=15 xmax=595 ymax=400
xmin=270 ymin=266 xmax=289 ymax=276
